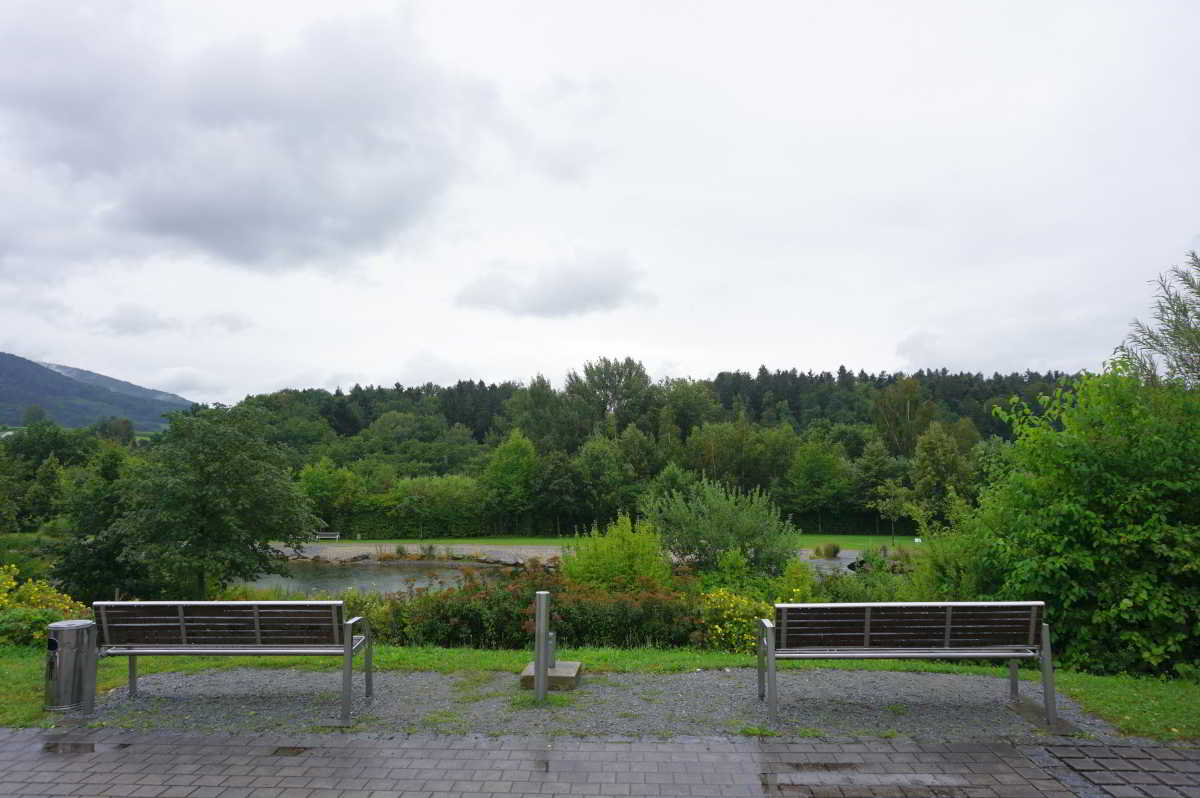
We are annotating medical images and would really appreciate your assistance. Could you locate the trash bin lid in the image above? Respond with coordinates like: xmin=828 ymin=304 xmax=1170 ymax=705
xmin=48 ymin=620 xmax=95 ymax=629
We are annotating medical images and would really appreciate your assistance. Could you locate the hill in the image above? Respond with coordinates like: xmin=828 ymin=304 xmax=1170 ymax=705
xmin=40 ymin=362 xmax=192 ymax=407
xmin=0 ymin=352 xmax=194 ymax=430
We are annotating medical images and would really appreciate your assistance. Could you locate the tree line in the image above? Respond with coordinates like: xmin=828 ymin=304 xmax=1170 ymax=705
xmin=1 ymin=360 xmax=1073 ymax=555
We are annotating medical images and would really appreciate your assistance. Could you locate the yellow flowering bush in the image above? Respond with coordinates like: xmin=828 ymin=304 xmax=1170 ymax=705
xmin=0 ymin=564 xmax=90 ymax=645
xmin=0 ymin=564 xmax=88 ymax=616
xmin=698 ymin=588 xmax=771 ymax=654
xmin=0 ymin=565 xmax=15 ymax=605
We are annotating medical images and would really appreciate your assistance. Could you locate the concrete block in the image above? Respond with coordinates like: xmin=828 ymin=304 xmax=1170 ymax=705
xmin=519 ymin=660 xmax=583 ymax=690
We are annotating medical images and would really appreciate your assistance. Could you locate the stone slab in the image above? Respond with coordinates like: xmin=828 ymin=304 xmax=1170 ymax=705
xmin=519 ymin=660 xmax=583 ymax=690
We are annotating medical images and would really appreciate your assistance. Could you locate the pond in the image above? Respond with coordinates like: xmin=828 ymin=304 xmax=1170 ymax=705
xmin=241 ymin=559 xmax=506 ymax=595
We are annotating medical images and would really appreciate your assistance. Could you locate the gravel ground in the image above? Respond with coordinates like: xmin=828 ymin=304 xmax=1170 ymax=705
xmin=85 ymin=666 xmax=1136 ymax=746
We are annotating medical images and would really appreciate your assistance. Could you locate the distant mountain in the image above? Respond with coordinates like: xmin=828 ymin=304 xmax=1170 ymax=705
xmin=40 ymin=362 xmax=192 ymax=407
xmin=0 ymin=352 xmax=195 ymax=431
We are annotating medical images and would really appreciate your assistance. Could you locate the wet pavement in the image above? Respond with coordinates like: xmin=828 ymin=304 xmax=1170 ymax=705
xmin=2 ymin=725 xmax=1197 ymax=797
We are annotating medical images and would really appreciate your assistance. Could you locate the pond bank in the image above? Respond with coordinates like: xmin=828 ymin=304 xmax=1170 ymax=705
xmin=288 ymin=542 xmax=862 ymax=572
xmin=290 ymin=542 xmax=564 ymax=566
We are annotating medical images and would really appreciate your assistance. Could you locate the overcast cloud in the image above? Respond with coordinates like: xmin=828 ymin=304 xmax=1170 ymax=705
xmin=93 ymin=304 xmax=181 ymax=337
xmin=1 ymin=0 xmax=1197 ymax=404
xmin=456 ymin=253 xmax=650 ymax=318
xmin=0 ymin=1 xmax=496 ymax=273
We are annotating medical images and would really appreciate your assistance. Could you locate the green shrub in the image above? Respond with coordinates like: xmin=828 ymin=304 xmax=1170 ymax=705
xmin=338 ymin=588 xmax=409 ymax=644
xmin=695 ymin=549 xmax=775 ymax=600
xmin=0 ymin=607 xmax=64 ymax=645
xmin=773 ymin=558 xmax=817 ymax=603
xmin=561 ymin=514 xmax=672 ymax=592
xmin=817 ymin=566 xmax=906 ymax=603
xmin=555 ymin=584 xmax=700 ymax=648
xmin=402 ymin=568 xmax=700 ymax=649
xmin=714 ymin=549 xmax=750 ymax=579
xmin=405 ymin=578 xmax=526 ymax=647
xmin=644 ymin=476 xmax=799 ymax=575
xmin=966 ymin=372 xmax=1200 ymax=674
xmin=811 ymin=542 xmax=840 ymax=559
xmin=897 ymin=531 xmax=1000 ymax=601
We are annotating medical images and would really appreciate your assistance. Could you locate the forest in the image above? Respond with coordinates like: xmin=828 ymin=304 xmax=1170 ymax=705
xmin=1 ymin=359 xmax=1070 ymax=543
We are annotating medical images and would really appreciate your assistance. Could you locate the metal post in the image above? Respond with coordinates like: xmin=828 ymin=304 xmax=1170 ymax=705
xmin=81 ymin=634 xmax=97 ymax=716
xmin=756 ymin=619 xmax=767 ymax=700
xmin=763 ymin=618 xmax=778 ymax=725
xmin=128 ymin=656 xmax=137 ymax=698
xmin=1040 ymin=623 xmax=1057 ymax=728
xmin=364 ymin=622 xmax=374 ymax=700
xmin=534 ymin=591 xmax=549 ymax=701
xmin=341 ymin=626 xmax=353 ymax=726
xmin=1008 ymin=659 xmax=1019 ymax=703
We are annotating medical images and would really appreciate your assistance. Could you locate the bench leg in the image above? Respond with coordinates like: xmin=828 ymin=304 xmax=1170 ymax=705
xmin=1008 ymin=659 xmax=1019 ymax=703
xmin=341 ymin=645 xmax=353 ymax=726
xmin=365 ymin=625 xmax=374 ymax=700
xmin=765 ymin=628 xmax=778 ymax=726
xmin=1040 ymin=623 xmax=1057 ymax=728
xmin=128 ymin=656 xmax=138 ymax=698
xmin=757 ymin=627 xmax=766 ymax=701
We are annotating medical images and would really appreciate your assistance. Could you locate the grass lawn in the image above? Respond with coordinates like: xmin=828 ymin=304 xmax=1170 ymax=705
xmin=315 ymin=533 xmax=907 ymax=551
xmin=798 ymin=533 xmax=915 ymax=551
xmin=3 ymin=645 xmax=1195 ymax=740
xmin=335 ymin=537 xmax=575 ymax=547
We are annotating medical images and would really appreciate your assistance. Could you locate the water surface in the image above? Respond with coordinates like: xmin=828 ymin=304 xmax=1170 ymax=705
xmin=243 ymin=559 xmax=504 ymax=595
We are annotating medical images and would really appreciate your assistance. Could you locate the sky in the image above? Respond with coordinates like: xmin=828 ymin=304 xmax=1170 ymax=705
xmin=1 ymin=1 xmax=1198 ymax=405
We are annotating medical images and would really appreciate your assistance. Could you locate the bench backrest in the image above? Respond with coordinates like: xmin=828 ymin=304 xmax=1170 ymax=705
xmin=773 ymin=602 xmax=1043 ymax=650
xmin=94 ymin=601 xmax=346 ymax=648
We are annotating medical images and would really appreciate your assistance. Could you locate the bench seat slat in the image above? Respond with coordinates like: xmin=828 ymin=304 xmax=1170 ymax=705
xmin=100 ymin=636 xmax=367 ymax=657
xmin=774 ymin=647 xmax=1039 ymax=659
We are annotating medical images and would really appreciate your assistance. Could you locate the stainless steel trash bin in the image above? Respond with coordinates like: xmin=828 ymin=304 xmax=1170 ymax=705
xmin=45 ymin=620 xmax=97 ymax=713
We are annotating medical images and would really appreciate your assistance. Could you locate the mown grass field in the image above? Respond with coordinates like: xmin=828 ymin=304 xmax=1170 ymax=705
xmin=3 ymin=644 xmax=1196 ymax=740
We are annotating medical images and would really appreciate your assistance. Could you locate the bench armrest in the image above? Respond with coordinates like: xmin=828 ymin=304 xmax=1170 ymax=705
xmin=758 ymin=618 xmax=775 ymax=651
xmin=344 ymin=616 xmax=371 ymax=651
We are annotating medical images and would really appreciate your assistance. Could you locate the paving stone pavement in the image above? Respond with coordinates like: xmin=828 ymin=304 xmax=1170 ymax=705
xmin=1023 ymin=745 xmax=1200 ymax=798
xmin=5 ymin=726 xmax=1194 ymax=798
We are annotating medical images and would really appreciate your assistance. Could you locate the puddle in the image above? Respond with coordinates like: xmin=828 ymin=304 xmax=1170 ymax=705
xmin=42 ymin=742 xmax=130 ymax=754
xmin=761 ymin=779 xmax=969 ymax=797
xmin=271 ymin=746 xmax=310 ymax=756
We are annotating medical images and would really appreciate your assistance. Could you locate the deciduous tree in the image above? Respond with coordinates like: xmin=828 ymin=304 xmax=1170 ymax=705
xmin=872 ymin=377 xmax=935 ymax=456
xmin=1117 ymin=251 xmax=1200 ymax=384
xmin=773 ymin=441 xmax=853 ymax=532
xmin=110 ymin=406 xmax=319 ymax=599
xmin=481 ymin=429 xmax=538 ymax=532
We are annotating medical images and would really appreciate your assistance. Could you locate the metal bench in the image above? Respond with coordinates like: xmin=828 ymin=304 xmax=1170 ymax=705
xmin=757 ymin=601 xmax=1055 ymax=726
xmin=94 ymin=601 xmax=373 ymax=725
xmin=314 ymin=531 xmax=341 ymax=541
